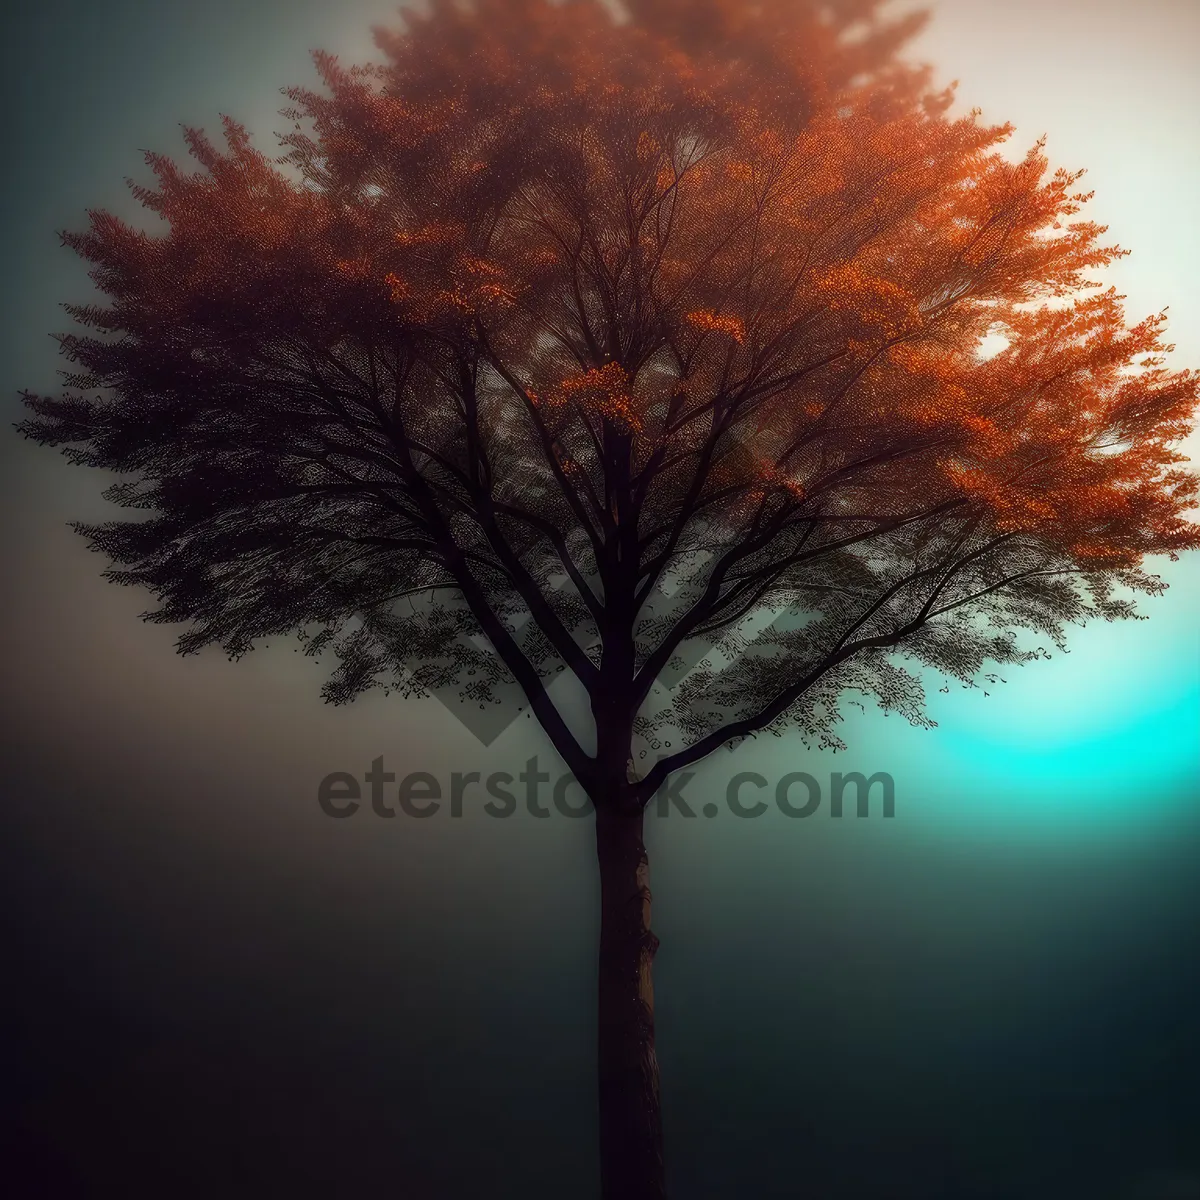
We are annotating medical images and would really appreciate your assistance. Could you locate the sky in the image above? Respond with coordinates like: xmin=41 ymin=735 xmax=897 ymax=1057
xmin=2 ymin=2 xmax=1198 ymax=1197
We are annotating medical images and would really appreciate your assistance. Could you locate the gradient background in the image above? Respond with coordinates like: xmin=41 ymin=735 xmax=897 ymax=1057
xmin=2 ymin=1 xmax=1198 ymax=1197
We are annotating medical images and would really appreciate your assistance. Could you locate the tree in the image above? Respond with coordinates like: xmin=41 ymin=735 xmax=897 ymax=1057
xmin=16 ymin=1 xmax=1199 ymax=1195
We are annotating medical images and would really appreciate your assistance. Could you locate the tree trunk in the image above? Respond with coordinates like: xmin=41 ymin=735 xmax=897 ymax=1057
xmin=595 ymin=799 xmax=665 ymax=1200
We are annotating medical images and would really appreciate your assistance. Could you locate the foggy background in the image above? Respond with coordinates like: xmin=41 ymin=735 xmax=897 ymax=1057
xmin=2 ymin=1 xmax=1197 ymax=1196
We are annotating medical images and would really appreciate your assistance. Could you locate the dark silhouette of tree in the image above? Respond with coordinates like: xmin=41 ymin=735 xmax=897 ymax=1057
xmin=17 ymin=1 xmax=1199 ymax=1195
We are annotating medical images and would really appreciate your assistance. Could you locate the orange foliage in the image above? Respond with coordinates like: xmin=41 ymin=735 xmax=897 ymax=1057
xmin=24 ymin=0 xmax=1200 ymax=657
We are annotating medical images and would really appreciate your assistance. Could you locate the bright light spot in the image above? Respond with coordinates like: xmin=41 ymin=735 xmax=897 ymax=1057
xmin=976 ymin=331 xmax=1010 ymax=360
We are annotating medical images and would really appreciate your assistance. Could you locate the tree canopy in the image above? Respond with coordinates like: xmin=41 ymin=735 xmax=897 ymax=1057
xmin=19 ymin=0 xmax=1199 ymax=799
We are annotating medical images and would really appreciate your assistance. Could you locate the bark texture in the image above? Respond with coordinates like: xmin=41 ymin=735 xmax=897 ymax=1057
xmin=595 ymin=800 xmax=664 ymax=1200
